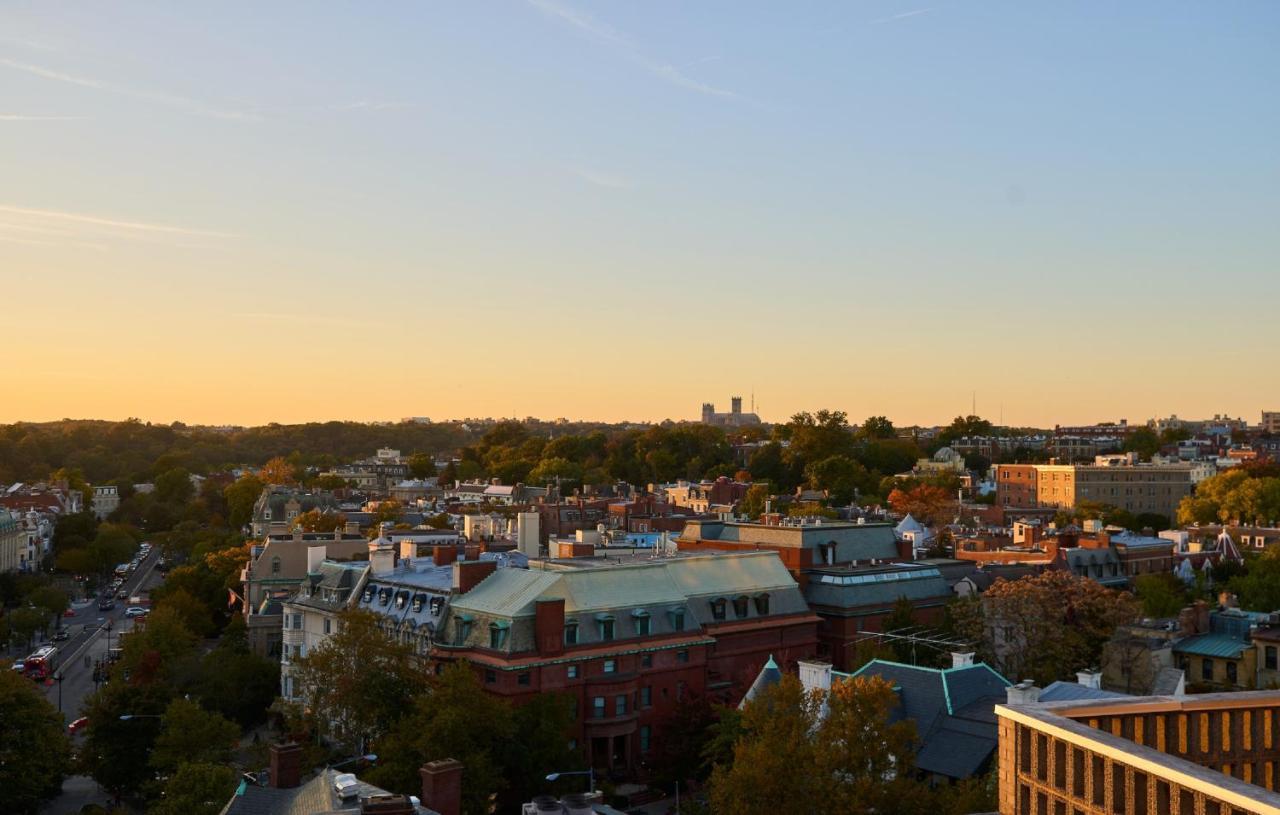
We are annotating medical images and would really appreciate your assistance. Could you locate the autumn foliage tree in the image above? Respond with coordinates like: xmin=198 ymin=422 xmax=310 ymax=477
xmin=290 ymin=508 xmax=347 ymax=532
xmin=708 ymin=673 xmax=939 ymax=815
xmin=888 ymin=483 xmax=954 ymax=524
xmin=257 ymin=456 xmax=297 ymax=486
xmin=951 ymin=571 xmax=1139 ymax=685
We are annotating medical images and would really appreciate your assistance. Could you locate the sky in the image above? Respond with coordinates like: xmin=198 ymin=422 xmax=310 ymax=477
xmin=2 ymin=1 xmax=1278 ymax=428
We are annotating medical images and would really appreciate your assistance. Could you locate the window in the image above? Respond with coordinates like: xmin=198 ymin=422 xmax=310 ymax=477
xmin=632 ymin=609 xmax=651 ymax=636
xmin=1267 ymin=646 xmax=1277 ymax=671
xmin=1227 ymin=661 xmax=1238 ymax=685
xmin=615 ymin=695 xmax=627 ymax=716
xmin=323 ymin=618 xmax=331 ymax=635
xmin=754 ymin=593 xmax=770 ymax=615
xmin=667 ymin=607 xmax=685 ymax=631
xmin=592 ymin=697 xmax=606 ymax=719
xmin=710 ymin=598 xmax=727 ymax=621
xmin=603 ymin=659 xmax=616 ymax=674
xmin=271 ymin=556 xmax=281 ymax=575
xmin=640 ymin=686 xmax=651 ymax=707
xmin=677 ymin=650 xmax=689 ymax=664
xmin=489 ymin=621 xmax=510 ymax=649
xmin=453 ymin=615 xmax=473 ymax=646
xmin=1202 ymin=658 xmax=1213 ymax=681
xmin=564 ymin=620 xmax=579 ymax=645
xmin=640 ymin=725 xmax=651 ymax=753
xmin=485 ymin=669 xmax=496 ymax=684
xmin=518 ymin=672 xmax=531 ymax=686
xmin=641 ymin=654 xmax=652 ymax=669
xmin=597 ymin=615 xmax=615 ymax=641
xmin=567 ymin=665 xmax=578 ymax=679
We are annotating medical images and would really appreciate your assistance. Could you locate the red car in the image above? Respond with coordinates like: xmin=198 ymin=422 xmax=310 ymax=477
xmin=67 ymin=717 xmax=89 ymax=735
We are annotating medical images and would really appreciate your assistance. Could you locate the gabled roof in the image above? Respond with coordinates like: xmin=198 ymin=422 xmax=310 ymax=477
xmin=739 ymin=655 xmax=782 ymax=709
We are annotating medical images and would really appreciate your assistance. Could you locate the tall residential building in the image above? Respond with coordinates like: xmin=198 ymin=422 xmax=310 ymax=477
xmin=279 ymin=553 xmax=369 ymax=702
xmin=996 ymin=691 xmax=1280 ymax=814
xmin=1263 ymin=411 xmax=1280 ymax=435
xmin=995 ymin=459 xmax=1194 ymax=520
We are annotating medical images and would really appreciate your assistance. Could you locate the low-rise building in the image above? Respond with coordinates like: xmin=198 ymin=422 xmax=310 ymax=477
xmin=91 ymin=485 xmax=119 ymax=519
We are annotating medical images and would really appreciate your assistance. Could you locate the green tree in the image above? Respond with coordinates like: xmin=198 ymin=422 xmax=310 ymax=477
xmin=150 ymin=698 xmax=240 ymax=774
xmin=80 ymin=681 xmax=171 ymax=798
xmin=1134 ymin=573 xmax=1189 ymax=618
xmin=223 ymin=474 xmax=265 ymax=529
xmin=0 ymin=666 xmax=73 ymax=814
xmin=195 ymin=616 xmax=280 ymax=728
xmin=1122 ymin=427 xmax=1161 ymax=460
xmin=7 ymin=606 xmax=46 ymax=649
xmin=408 ymin=452 xmax=438 ymax=479
xmin=155 ymin=467 xmax=195 ymax=505
xmin=804 ymin=455 xmax=871 ymax=506
xmin=28 ymin=585 xmax=70 ymax=622
xmin=858 ymin=416 xmax=897 ymax=440
xmin=150 ymin=762 xmax=237 ymax=815
xmin=938 ymin=415 xmax=994 ymax=445
xmin=739 ymin=484 xmax=770 ymax=521
xmin=290 ymin=609 xmax=428 ymax=752
xmin=367 ymin=663 xmax=517 ymax=815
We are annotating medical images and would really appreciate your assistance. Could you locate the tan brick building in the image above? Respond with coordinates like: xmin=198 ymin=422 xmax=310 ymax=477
xmin=997 ymin=692 xmax=1280 ymax=814
xmin=996 ymin=461 xmax=1194 ymax=520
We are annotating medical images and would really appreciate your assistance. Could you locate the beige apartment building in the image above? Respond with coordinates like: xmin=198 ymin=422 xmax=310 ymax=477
xmin=998 ymin=459 xmax=1194 ymax=520
xmin=1263 ymin=411 xmax=1280 ymax=435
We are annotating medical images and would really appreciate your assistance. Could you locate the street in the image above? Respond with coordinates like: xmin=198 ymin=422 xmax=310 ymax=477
xmin=42 ymin=546 xmax=165 ymax=722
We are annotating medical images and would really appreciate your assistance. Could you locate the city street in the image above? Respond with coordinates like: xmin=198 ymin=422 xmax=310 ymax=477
xmin=42 ymin=545 xmax=164 ymax=722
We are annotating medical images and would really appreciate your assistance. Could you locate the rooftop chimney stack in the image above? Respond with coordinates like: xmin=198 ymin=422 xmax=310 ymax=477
xmin=1005 ymin=680 xmax=1042 ymax=706
xmin=420 ymin=759 xmax=463 ymax=815
xmin=269 ymin=742 xmax=302 ymax=789
xmin=951 ymin=651 xmax=976 ymax=669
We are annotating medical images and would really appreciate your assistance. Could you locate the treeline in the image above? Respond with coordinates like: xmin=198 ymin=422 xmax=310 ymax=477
xmin=0 ymin=419 xmax=477 ymax=484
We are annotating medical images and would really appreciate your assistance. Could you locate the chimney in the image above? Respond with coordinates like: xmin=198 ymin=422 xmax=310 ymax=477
xmin=345 ymin=519 xmax=360 ymax=534
xmin=369 ymin=540 xmax=395 ymax=577
xmin=1005 ymin=680 xmax=1041 ymax=706
xmin=951 ymin=651 xmax=975 ymax=669
xmin=400 ymin=540 xmax=419 ymax=562
xmin=269 ymin=742 xmax=302 ymax=789
xmin=306 ymin=545 xmax=325 ymax=575
xmin=332 ymin=527 xmax=343 ymax=542
xmin=420 ymin=759 xmax=463 ymax=815
xmin=292 ymin=525 xmax=304 ymax=542
xmin=1077 ymin=670 xmax=1102 ymax=689
xmin=432 ymin=545 xmax=457 ymax=567
xmin=463 ymin=544 xmax=480 ymax=561
xmin=535 ymin=598 xmax=566 ymax=657
xmin=895 ymin=536 xmax=913 ymax=562
xmin=797 ymin=660 xmax=832 ymax=693
xmin=452 ymin=560 xmax=497 ymax=595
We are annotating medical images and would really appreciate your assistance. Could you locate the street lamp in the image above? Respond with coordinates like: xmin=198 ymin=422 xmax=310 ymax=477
xmin=118 ymin=714 xmax=163 ymax=721
xmin=545 ymin=769 xmax=594 ymax=794
xmin=53 ymin=671 xmax=64 ymax=713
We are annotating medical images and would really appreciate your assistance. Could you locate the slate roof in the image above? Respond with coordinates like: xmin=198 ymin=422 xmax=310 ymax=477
xmin=1175 ymin=634 xmax=1250 ymax=659
xmin=847 ymin=659 xmax=1010 ymax=780
xmin=1039 ymin=681 xmax=1128 ymax=702
xmin=804 ymin=564 xmax=952 ymax=610
xmin=221 ymin=768 xmax=436 ymax=815
xmin=739 ymin=655 xmax=782 ymax=709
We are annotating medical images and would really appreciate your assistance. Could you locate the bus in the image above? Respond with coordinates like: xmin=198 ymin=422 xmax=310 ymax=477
xmin=25 ymin=645 xmax=59 ymax=680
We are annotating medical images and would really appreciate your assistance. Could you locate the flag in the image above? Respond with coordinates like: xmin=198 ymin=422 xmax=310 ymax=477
xmin=228 ymin=587 xmax=244 ymax=609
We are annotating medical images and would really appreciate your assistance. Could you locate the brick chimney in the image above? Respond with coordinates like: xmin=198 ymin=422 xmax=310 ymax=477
xmin=420 ymin=759 xmax=463 ymax=815
xmin=269 ymin=742 xmax=302 ymax=789
xmin=463 ymin=544 xmax=480 ymax=561
xmin=432 ymin=545 xmax=457 ymax=567
xmin=452 ymin=560 xmax=497 ymax=595
xmin=535 ymin=598 xmax=565 ymax=656
xmin=895 ymin=536 xmax=913 ymax=562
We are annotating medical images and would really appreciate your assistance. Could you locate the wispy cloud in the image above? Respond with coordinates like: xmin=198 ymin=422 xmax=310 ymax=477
xmin=572 ymin=168 xmax=629 ymax=189
xmin=0 ymin=204 xmax=238 ymax=253
xmin=0 ymin=113 xmax=86 ymax=121
xmin=527 ymin=0 xmax=743 ymax=101
xmin=329 ymin=100 xmax=416 ymax=112
xmin=872 ymin=7 xmax=934 ymax=24
xmin=0 ymin=57 xmax=258 ymax=121
xmin=233 ymin=312 xmax=372 ymax=329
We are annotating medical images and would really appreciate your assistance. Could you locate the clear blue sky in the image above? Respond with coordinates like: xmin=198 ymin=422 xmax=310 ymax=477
xmin=3 ymin=2 xmax=1278 ymax=426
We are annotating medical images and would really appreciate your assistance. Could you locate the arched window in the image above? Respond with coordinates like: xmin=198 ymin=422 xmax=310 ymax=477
xmin=732 ymin=596 xmax=750 ymax=618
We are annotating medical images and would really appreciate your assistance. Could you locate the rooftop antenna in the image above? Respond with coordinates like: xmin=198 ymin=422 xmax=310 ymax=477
xmin=972 ymin=391 xmax=976 ymax=417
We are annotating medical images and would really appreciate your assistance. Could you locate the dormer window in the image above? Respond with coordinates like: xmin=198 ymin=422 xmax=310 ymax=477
xmin=596 ymin=614 xmax=615 ymax=642
xmin=395 ymin=592 xmax=407 ymax=609
xmin=710 ymin=598 xmax=727 ymax=621
xmin=631 ymin=609 xmax=651 ymax=636
xmin=489 ymin=620 xmax=510 ymax=649
xmin=430 ymin=597 xmax=444 ymax=615
xmin=754 ymin=593 xmax=770 ymax=615
xmin=412 ymin=595 xmax=424 ymax=613
xmin=733 ymin=595 xmax=750 ymax=618
xmin=564 ymin=619 xmax=579 ymax=645
xmin=271 ymin=557 xmax=281 ymax=575
xmin=363 ymin=587 xmax=374 ymax=603
xmin=667 ymin=607 xmax=685 ymax=632
xmin=379 ymin=588 xmax=391 ymax=606
xmin=453 ymin=614 xmax=474 ymax=646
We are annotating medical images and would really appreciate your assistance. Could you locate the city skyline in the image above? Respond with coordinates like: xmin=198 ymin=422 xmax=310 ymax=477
xmin=4 ymin=2 xmax=1278 ymax=426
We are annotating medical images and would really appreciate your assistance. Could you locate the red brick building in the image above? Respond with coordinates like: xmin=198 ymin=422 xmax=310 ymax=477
xmin=435 ymin=550 xmax=818 ymax=775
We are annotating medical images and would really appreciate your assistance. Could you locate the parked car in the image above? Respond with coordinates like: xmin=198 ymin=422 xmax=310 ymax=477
xmin=9 ymin=660 xmax=24 ymax=672
xmin=67 ymin=717 xmax=90 ymax=735
xmin=98 ymin=598 xmax=115 ymax=611
xmin=125 ymin=607 xmax=148 ymax=618
xmin=52 ymin=630 xmax=70 ymax=642
xmin=117 ymin=590 xmax=128 ymax=599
